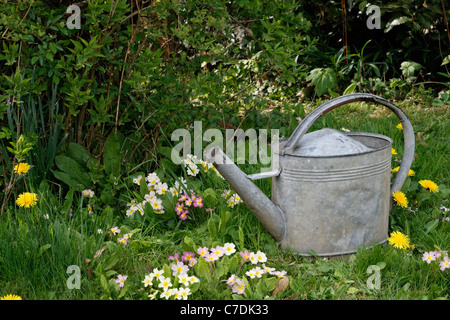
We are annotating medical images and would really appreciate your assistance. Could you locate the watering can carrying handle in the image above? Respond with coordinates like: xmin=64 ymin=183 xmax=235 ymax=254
xmin=284 ymin=93 xmax=415 ymax=193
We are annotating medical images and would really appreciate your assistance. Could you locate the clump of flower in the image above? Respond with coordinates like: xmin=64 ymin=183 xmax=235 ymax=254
xmin=175 ymin=189 xmax=204 ymax=221
xmin=181 ymin=154 xmax=223 ymax=179
xmin=221 ymin=189 xmax=243 ymax=208
xmin=82 ymin=189 xmax=95 ymax=198
xmin=422 ymin=250 xmax=449 ymax=272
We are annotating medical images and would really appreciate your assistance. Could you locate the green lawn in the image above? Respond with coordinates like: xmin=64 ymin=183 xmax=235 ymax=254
xmin=0 ymin=96 xmax=448 ymax=300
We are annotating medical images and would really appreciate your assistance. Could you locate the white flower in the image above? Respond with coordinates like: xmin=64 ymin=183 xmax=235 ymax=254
xmin=187 ymin=164 xmax=199 ymax=176
xmin=178 ymin=274 xmax=190 ymax=286
xmin=150 ymin=198 xmax=163 ymax=210
xmin=155 ymin=182 xmax=168 ymax=195
xmin=245 ymin=269 xmax=256 ymax=278
xmin=253 ymin=266 xmax=265 ymax=278
xmin=149 ymin=268 xmax=164 ymax=280
xmin=160 ymin=290 xmax=172 ymax=299
xmin=223 ymin=243 xmax=236 ymax=256
xmin=169 ymin=187 xmax=179 ymax=197
xmin=188 ymin=276 xmax=199 ymax=284
xmin=179 ymin=287 xmax=191 ymax=300
xmin=142 ymin=274 xmax=153 ymax=287
xmin=255 ymin=250 xmax=267 ymax=263
xmin=170 ymin=288 xmax=182 ymax=300
xmin=158 ymin=276 xmax=172 ymax=290
xmin=249 ymin=252 xmax=258 ymax=264
xmin=146 ymin=172 xmax=160 ymax=186
xmin=144 ymin=191 xmax=157 ymax=203
xmin=132 ymin=175 xmax=143 ymax=185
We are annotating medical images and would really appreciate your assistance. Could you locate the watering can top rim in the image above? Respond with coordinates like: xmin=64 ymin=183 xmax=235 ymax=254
xmin=274 ymin=130 xmax=393 ymax=158
xmin=281 ymin=93 xmax=415 ymax=192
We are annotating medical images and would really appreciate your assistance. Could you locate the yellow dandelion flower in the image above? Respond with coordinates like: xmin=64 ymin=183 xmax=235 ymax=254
xmin=16 ymin=192 xmax=38 ymax=208
xmin=392 ymin=190 xmax=408 ymax=208
xmin=0 ymin=294 xmax=22 ymax=300
xmin=396 ymin=123 xmax=403 ymax=131
xmin=391 ymin=167 xmax=415 ymax=176
xmin=392 ymin=148 xmax=397 ymax=155
xmin=14 ymin=163 xmax=30 ymax=175
xmin=388 ymin=231 xmax=412 ymax=250
xmin=418 ymin=180 xmax=439 ymax=193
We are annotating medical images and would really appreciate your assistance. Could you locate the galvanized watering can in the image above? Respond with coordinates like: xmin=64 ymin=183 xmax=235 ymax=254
xmin=208 ymin=93 xmax=415 ymax=256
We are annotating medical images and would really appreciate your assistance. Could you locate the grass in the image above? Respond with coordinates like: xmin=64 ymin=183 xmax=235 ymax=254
xmin=0 ymin=95 xmax=449 ymax=300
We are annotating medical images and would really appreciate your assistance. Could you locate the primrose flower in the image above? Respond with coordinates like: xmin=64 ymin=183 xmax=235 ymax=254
xmin=422 ymin=252 xmax=436 ymax=264
xmin=188 ymin=275 xmax=200 ymax=284
xmin=169 ymin=187 xmax=179 ymax=197
xmin=273 ymin=270 xmax=287 ymax=278
xmin=146 ymin=172 xmax=160 ymax=186
xmin=160 ymin=290 xmax=172 ymax=299
xmin=223 ymin=243 xmax=236 ymax=256
xmin=440 ymin=257 xmax=450 ymax=271
xmin=177 ymin=209 xmax=188 ymax=220
xmin=197 ymin=247 xmax=209 ymax=257
xmin=178 ymin=274 xmax=190 ymax=286
xmin=232 ymin=279 xmax=245 ymax=295
xmin=193 ymin=195 xmax=204 ymax=208
xmin=170 ymin=288 xmax=182 ymax=300
xmin=158 ymin=276 xmax=173 ymax=291
xmin=117 ymin=237 xmax=129 ymax=246
xmin=110 ymin=226 xmax=121 ymax=235
xmin=181 ymin=251 xmax=195 ymax=263
xmin=179 ymin=287 xmax=191 ymax=300
xmin=81 ymin=189 xmax=94 ymax=198
xmin=211 ymin=246 xmax=225 ymax=258
xmin=187 ymin=164 xmax=199 ymax=176
xmin=396 ymin=123 xmax=403 ymax=131
xmin=245 ymin=269 xmax=256 ymax=279
xmin=227 ymin=274 xmax=236 ymax=287
xmin=188 ymin=258 xmax=197 ymax=267
xmin=419 ymin=180 xmax=439 ymax=193
xmin=171 ymin=261 xmax=189 ymax=277
xmin=240 ymin=250 xmax=250 ymax=261
xmin=142 ymin=274 xmax=154 ymax=287
xmin=16 ymin=192 xmax=38 ymax=208
xmin=155 ymin=182 xmax=168 ymax=195
xmin=150 ymin=198 xmax=163 ymax=210
xmin=115 ymin=274 xmax=127 ymax=288
xmin=133 ymin=175 xmax=143 ymax=185
xmin=253 ymin=266 xmax=265 ymax=278
xmin=249 ymin=252 xmax=258 ymax=264
xmin=168 ymin=253 xmax=180 ymax=263
xmin=255 ymin=250 xmax=267 ymax=263
xmin=263 ymin=264 xmax=275 ymax=274
xmin=175 ymin=202 xmax=185 ymax=215
xmin=144 ymin=191 xmax=157 ymax=204
xmin=204 ymin=252 xmax=219 ymax=263
xmin=150 ymin=268 xmax=164 ymax=280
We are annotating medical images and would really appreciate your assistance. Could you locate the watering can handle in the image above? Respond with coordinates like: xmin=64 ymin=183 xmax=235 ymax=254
xmin=284 ymin=93 xmax=415 ymax=193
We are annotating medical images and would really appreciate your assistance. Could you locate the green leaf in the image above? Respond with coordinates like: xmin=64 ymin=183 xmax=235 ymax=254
xmin=55 ymin=155 xmax=91 ymax=187
xmin=182 ymin=236 xmax=196 ymax=253
xmin=195 ymin=257 xmax=212 ymax=282
xmin=103 ymin=133 xmax=122 ymax=177
xmin=441 ymin=55 xmax=450 ymax=66
xmin=343 ymin=83 xmax=357 ymax=95
xmin=306 ymin=68 xmax=338 ymax=96
xmin=38 ymin=244 xmax=52 ymax=258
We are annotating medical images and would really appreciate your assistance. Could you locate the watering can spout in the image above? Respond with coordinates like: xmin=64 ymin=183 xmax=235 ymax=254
xmin=207 ymin=147 xmax=286 ymax=242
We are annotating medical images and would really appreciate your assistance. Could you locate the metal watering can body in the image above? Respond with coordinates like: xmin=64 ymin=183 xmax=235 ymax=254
xmin=208 ymin=93 xmax=415 ymax=256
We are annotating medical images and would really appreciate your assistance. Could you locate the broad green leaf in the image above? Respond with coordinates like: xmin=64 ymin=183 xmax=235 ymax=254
xmin=306 ymin=68 xmax=338 ymax=96
xmin=103 ymin=133 xmax=122 ymax=177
